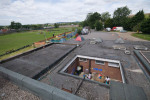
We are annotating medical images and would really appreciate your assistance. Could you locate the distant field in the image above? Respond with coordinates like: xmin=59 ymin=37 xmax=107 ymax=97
xmin=132 ymin=33 xmax=150 ymax=41
xmin=0 ymin=27 xmax=72 ymax=55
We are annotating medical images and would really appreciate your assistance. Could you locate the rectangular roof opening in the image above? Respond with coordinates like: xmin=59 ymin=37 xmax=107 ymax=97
xmin=60 ymin=55 xmax=125 ymax=84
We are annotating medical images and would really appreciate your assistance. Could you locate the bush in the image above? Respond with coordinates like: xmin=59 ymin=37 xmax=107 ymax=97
xmin=95 ymin=21 xmax=103 ymax=31
xmin=141 ymin=18 xmax=150 ymax=34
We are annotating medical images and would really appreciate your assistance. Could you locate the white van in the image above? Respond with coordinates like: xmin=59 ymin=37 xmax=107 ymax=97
xmin=116 ymin=27 xmax=123 ymax=31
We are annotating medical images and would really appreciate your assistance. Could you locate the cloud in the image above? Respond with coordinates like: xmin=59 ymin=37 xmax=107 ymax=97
xmin=0 ymin=0 xmax=150 ymax=25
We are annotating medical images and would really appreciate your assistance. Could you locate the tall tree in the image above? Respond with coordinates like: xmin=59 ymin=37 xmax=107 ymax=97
xmin=113 ymin=6 xmax=131 ymax=26
xmin=122 ymin=17 xmax=132 ymax=30
xmin=80 ymin=20 xmax=88 ymax=27
xmin=95 ymin=21 xmax=103 ymax=31
xmin=141 ymin=18 xmax=150 ymax=34
xmin=10 ymin=21 xmax=15 ymax=29
xmin=86 ymin=12 xmax=101 ymax=29
xmin=130 ymin=10 xmax=145 ymax=29
xmin=101 ymin=12 xmax=111 ymax=23
xmin=104 ymin=18 xmax=114 ymax=28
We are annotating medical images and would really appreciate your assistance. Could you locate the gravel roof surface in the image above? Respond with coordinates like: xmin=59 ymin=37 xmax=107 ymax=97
xmin=0 ymin=75 xmax=40 ymax=100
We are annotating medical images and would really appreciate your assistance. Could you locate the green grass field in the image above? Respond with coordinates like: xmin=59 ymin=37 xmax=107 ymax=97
xmin=132 ymin=33 xmax=150 ymax=41
xmin=0 ymin=27 xmax=72 ymax=55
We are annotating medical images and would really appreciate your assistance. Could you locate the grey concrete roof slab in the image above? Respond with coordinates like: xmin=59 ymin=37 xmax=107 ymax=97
xmin=110 ymin=81 xmax=147 ymax=100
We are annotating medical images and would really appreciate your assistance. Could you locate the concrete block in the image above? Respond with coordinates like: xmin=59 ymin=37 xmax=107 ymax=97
xmin=134 ymin=50 xmax=150 ymax=72
xmin=22 ymin=77 xmax=55 ymax=100
xmin=0 ymin=66 xmax=25 ymax=87
xmin=0 ymin=67 xmax=8 ymax=78
xmin=90 ymin=41 xmax=96 ymax=44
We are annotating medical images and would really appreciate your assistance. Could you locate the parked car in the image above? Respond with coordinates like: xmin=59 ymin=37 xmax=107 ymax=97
xmin=106 ymin=27 xmax=111 ymax=32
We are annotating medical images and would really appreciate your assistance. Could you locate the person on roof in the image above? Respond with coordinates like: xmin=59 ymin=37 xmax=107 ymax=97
xmin=53 ymin=33 xmax=55 ymax=37
xmin=98 ymin=74 xmax=102 ymax=79
xmin=105 ymin=76 xmax=110 ymax=84
xmin=88 ymin=72 xmax=92 ymax=79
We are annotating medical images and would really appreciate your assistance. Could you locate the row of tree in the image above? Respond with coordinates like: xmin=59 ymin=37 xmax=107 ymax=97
xmin=9 ymin=21 xmax=44 ymax=30
xmin=7 ymin=22 xmax=60 ymax=30
xmin=80 ymin=6 xmax=150 ymax=33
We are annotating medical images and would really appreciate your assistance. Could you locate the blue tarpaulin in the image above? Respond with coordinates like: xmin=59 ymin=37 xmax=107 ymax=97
xmin=59 ymin=38 xmax=66 ymax=43
xmin=50 ymin=29 xmax=78 ymax=42
xmin=50 ymin=39 xmax=60 ymax=43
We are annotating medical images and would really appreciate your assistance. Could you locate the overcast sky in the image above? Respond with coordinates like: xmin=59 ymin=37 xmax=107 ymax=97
xmin=0 ymin=0 xmax=150 ymax=25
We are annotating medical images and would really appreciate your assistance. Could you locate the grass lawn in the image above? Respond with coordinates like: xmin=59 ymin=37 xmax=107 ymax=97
xmin=132 ymin=33 xmax=150 ymax=41
xmin=0 ymin=27 xmax=72 ymax=55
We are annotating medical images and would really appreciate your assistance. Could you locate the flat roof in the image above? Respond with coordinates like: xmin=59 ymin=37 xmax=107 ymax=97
xmin=40 ymin=39 xmax=150 ymax=99
xmin=0 ymin=44 xmax=76 ymax=78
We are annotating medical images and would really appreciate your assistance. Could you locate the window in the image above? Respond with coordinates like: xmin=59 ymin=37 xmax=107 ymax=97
xmin=95 ymin=60 xmax=105 ymax=65
xmin=108 ymin=62 xmax=119 ymax=67
xmin=79 ymin=58 xmax=87 ymax=62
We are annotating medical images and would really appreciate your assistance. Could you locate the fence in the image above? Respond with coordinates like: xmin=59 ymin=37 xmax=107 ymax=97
xmin=50 ymin=29 xmax=78 ymax=43
xmin=0 ymin=45 xmax=31 ymax=57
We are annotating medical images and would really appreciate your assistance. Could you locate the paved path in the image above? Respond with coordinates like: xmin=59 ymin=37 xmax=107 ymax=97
xmin=83 ymin=30 xmax=147 ymax=41
xmin=110 ymin=32 xmax=148 ymax=41
xmin=82 ymin=30 xmax=119 ymax=40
